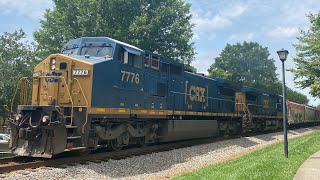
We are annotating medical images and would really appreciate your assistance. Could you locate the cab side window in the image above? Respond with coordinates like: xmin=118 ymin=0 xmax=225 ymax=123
xmin=133 ymin=54 xmax=142 ymax=68
xmin=119 ymin=48 xmax=142 ymax=69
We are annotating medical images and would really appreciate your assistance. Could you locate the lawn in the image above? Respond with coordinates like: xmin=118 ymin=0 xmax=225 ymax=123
xmin=0 ymin=153 xmax=14 ymax=158
xmin=175 ymin=130 xmax=320 ymax=180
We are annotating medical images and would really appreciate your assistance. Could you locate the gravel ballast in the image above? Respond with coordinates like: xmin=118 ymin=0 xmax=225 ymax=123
xmin=3 ymin=126 xmax=320 ymax=180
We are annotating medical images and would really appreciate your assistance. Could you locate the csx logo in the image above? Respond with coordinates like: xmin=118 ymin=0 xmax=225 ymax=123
xmin=45 ymin=72 xmax=62 ymax=82
xmin=189 ymin=85 xmax=206 ymax=102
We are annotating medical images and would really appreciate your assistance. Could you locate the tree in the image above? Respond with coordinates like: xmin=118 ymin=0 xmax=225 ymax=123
xmin=184 ymin=64 xmax=197 ymax=73
xmin=286 ymin=88 xmax=309 ymax=104
xmin=208 ymin=41 xmax=309 ymax=104
xmin=34 ymin=0 xmax=195 ymax=64
xmin=0 ymin=30 xmax=37 ymax=121
xmin=291 ymin=12 xmax=320 ymax=98
xmin=208 ymin=68 xmax=231 ymax=79
xmin=208 ymin=42 xmax=278 ymax=90
xmin=271 ymin=82 xmax=309 ymax=104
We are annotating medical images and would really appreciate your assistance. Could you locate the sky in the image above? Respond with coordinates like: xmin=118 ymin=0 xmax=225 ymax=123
xmin=0 ymin=0 xmax=320 ymax=105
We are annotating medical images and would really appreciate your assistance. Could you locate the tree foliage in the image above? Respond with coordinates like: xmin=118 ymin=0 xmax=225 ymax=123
xmin=34 ymin=0 xmax=195 ymax=64
xmin=270 ymin=82 xmax=309 ymax=104
xmin=208 ymin=68 xmax=231 ymax=80
xmin=291 ymin=12 xmax=320 ymax=98
xmin=208 ymin=42 xmax=278 ymax=90
xmin=286 ymin=87 xmax=309 ymax=104
xmin=0 ymin=30 xmax=37 ymax=120
xmin=208 ymin=41 xmax=309 ymax=104
xmin=184 ymin=64 xmax=197 ymax=73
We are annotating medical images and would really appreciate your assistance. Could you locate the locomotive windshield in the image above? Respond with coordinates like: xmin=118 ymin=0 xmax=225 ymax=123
xmin=80 ymin=46 xmax=113 ymax=57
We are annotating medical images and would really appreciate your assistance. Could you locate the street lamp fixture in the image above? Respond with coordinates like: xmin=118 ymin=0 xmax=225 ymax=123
xmin=277 ymin=48 xmax=289 ymax=61
xmin=277 ymin=48 xmax=289 ymax=158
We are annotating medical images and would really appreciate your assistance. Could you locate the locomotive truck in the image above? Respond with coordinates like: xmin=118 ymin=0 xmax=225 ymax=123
xmin=8 ymin=37 xmax=319 ymax=158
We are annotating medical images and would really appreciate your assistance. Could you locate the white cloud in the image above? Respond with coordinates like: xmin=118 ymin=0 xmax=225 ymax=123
xmin=280 ymin=0 xmax=319 ymax=27
xmin=268 ymin=26 xmax=298 ymax=38
xmin=0 ymin=0 xmax=53 ymax=19
xmin=263 ymin=0 xmax=320 ymax=39
xmin=191 ymin=5 xmax=247 ymax=35
xmin=220 ymin=5 xmax=247 ymax=19
xmin=192 ymin=15 xmax=231 ymax=31
xmin=228 ymin=32 xmax=254 ymax=41
xmin=191 ymin=51 xmax=219 ymax=74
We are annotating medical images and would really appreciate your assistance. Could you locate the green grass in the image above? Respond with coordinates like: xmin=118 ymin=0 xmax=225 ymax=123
xmin=0 ymin=153 xmax=14 ymax=158
xmin=175 ymin=131 xmax=320 ymax=180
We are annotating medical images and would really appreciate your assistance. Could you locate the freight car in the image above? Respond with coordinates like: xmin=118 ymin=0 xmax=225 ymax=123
xmin=7 ymin=37 xmax=317 ymax=158
xmin=287 ymin=101 xmax=320 ymax=125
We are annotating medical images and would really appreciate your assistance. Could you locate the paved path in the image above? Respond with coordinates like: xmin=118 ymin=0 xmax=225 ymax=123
xmin=294 ymin=150 xmax=320 ymax=180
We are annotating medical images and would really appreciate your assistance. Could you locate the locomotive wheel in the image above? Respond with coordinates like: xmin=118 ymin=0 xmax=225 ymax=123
xmin=110 ymin=139 xmax=123 ymax=151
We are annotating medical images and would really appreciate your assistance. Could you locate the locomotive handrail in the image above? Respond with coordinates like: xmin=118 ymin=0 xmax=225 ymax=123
xmin=38 ymin=76 xmax=74 ymax=126
xmin=235 ymin=103 xmax=245 ymax=114
xmin=247 ymin=103 xmax=278 ymax=110
xmin=170 ymin=91 xmax=236 ymax=103
xmin=114 ymin=86 xmax=167 ymax=99
xmin=73 ymin=78 xmax=89 ymax=133
xmin=235 ymin=103 xmax=251 ymax=119
xmin=247 ymin=103 xmax=278 ymax=116
xmin=10 ymin=77 xmax=31 ymax=112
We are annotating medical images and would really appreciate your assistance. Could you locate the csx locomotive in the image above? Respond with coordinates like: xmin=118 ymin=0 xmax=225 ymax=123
xmin=9 ymin=37 xmax=320 ymax=158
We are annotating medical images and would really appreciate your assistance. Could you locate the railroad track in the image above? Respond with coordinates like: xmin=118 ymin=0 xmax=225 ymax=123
xmin=0 ymin=136 xmax=226 ymax=174
xmin=0 ymin=126 xmax=307 ymax=174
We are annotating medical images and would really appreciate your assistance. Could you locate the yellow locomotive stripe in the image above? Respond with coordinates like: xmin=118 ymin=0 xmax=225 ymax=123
xmin=89 ymin=107 xmax=282 ymax=119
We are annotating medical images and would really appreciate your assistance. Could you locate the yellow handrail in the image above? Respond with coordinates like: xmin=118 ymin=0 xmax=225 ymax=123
xmin=10 ymin=77 xmax=30 ymax=112
xmin=38 ymin=76 xmax=74 ymax=126
xmin=73 ymin=78 xmax=89 ymax=133
xmin=235 ymin=103 xmax=252 ymax=119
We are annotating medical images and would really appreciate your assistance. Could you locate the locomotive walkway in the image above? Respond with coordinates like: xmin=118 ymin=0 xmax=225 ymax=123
xmin=294 ymin=150 xmax=320 ymax=180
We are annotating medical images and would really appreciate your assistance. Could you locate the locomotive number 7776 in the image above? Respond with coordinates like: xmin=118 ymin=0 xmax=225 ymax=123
xmin=121 ymin=70 xmax=140 ymax=84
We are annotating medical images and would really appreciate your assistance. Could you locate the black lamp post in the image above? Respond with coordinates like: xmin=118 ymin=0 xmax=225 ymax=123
xmin=277 ymin=48 xmax=289 ymax=158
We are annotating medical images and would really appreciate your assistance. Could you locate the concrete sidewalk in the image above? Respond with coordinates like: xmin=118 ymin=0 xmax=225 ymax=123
xmin=294 ymin=150 xmax=320 ymax=180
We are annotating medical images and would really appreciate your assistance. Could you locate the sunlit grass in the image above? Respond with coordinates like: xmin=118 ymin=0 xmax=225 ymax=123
xmin=175 ymin=130 xmax=320 ymax=180
xmin=0 ymin=153 xmax=14 ymax=158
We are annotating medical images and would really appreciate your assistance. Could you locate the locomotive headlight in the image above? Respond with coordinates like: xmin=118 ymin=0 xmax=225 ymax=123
xmin=51 ymin=65 xmax=56 ymax=70
xmin=15 ymin=114 xmax=22 ymax=122
xmin=41 ymin=115 xmax=50 ymax=125
xmin=51 ymin=59 xmax=56 ymax=64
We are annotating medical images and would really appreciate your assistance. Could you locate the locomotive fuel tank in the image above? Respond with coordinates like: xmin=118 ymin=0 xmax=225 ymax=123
xmin=9 ymin=54 xmax=93 ymax=158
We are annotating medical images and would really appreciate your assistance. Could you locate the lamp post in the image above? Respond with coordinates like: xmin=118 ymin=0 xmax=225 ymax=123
xmin=277 ymin=48 xmax=289 ymax=158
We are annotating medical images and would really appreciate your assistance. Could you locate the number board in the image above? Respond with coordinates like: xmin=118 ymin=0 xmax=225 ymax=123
xmin=72 ymin=69 xmax=89 ymax=76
